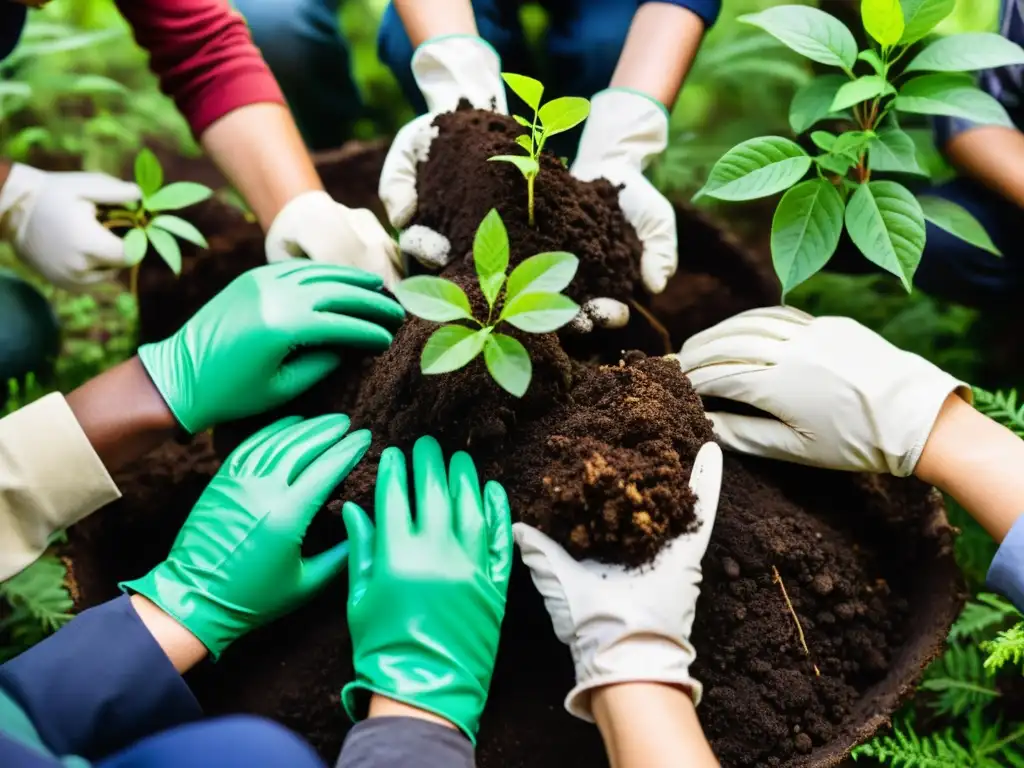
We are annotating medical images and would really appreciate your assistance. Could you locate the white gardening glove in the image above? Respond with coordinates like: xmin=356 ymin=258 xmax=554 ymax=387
xmin=265 ymin=190 xmax=402 ymax=290
xmin=378 ymin=35 xmax=506 ymax=269
xmin=0 ymin=164 xmax=140 ymax=290
xmin=673 ymin=306 xmax=972 ymax=476
xmin=514 ymin=442 xmax=722 ymax=722
xmin=569 ymin=88 xmax=676 ymax=332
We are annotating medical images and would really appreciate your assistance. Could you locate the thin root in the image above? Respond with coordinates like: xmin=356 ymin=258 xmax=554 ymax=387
xmin=772 ymin=566 xmax=821 ymax=677
xmin=629 ymin=299 xmax=673 ymax=356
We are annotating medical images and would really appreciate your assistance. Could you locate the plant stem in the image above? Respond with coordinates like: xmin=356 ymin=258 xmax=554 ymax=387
xmin=527 ymin=173 xmax=536 ymax=227
xmin=772 ymin=566 xmax=820 ymax=677
xmin=629 ymin=299 xmax=673 ymax=355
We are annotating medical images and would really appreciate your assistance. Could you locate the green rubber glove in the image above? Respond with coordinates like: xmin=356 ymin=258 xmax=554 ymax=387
xmin=341 ymin=436 xmax=513 ymax=742
xmin=138 ymin=262 xmax=404 ymax=434
xmin=122 ymin=414 xmax=369 ymax=658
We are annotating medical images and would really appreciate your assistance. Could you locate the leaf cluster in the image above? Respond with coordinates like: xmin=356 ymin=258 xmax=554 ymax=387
xmin=0 ymin=555 xmax=73 ymax=663
xmin=695 ymin=0 xmax=1017 ymax=297
xmin=393 ymin=209 xmax=580 ymax=397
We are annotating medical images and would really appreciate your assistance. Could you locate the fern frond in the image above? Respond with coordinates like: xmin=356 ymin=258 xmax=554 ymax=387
xmin=921 ymin=642 xmax=1000 ymax=716
xmin=950 ymin=593 xmax=1021 ymax=641
xmin=854 ymin=712 xmax=1024 ymax=768
xmin=0 ymin=555 xmax=73 ymax=661
xmin=983 ymin=623 xmax=1024 ymax=673
xmin=973 ymin=387 xmax=1024 ymax=438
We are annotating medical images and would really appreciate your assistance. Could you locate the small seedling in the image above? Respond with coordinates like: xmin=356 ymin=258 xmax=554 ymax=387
xmin=101 ymin=149 xmax=213 ymax=298
xmin=393 ymin=208 xmax=580 ymax=397
xmin=490 ymin=73 xmax=590 ymax=226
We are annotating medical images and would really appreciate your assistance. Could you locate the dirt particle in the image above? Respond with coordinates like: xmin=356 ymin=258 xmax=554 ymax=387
xmin=723 ymin=557 xmax=741 ymax=579
xmin=795 ymin=733 xmax=813 ymax=754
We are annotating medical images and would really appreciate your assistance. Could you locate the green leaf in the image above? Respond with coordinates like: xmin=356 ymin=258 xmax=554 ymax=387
xmin=484 ymin=333 xmax=532 ymax=397
xmin=144 ymin=181 xmax=214 ymax=212
xmin=815 ymin=153 xmax=857 ymax=175
xmin=789 ymin=75 xmax=848 ymax=134
xmin=473 ymin=209 xmax=510 ymax=312
xmin=513 ymin=114 xmax=532 ymax=128
xmin=918 ymin=196 xmax=1001 ymax=256
xmin=845 ymin=180 xmax=925 ymax=291
xmin=515 ymin=135 xmax=533 ymax=152
xmin=488 ymin=155 xmax=540 ymax=177
xmin=502 ymin=73 xmax=544 ymax=111
xmin=899 ymin=0 xmax=955 ymax=44
xmin=696 ymin=136 xmax=811 ymax=202
xmin=862 ymin=0 xmax=905 ymax=47
xmin=832 ymin=130 xmax=875 ymax=159
xmin=146 ymin=226 xmax=182 ymax=275
xmin=393 ymin=276 xmax=474 ymax=323
xmin=811 ymin=131 xmax=838 ymax=152
xmin=506 ymin=252 xmax=579 ymax=302
xmin=896 ymin=74 xmax=1013 ymax=127
xmin=134 ymin=148 xmax=163 ymax=197
xmin=123 ymin=228 xmax=148 ymax=266
xmin=538 ymin=96 xmax=591 ymax=137
xmin=906 ymin=32 xmax=1024 ymax=73
xmin=858 ymin=49 xmax=885 ymax=76
xmin=69 ymin=74 xmax=126 ymax=95
xmin=869 ymin=129 xmax=927 ymax=175
xmin=421 ymin=325 xmax=488 ymax=375
xmin=739 ymin=6 xmax=857 ymax=70
xmin=500 ymin=292 xmax=580 ymax=333
xmin=771 ymin=179 xmax=845 ymax=296
xmin=831 ymin=76 xmax=894 ymax=111
xmin=150 ymin=215 xmax=208 ymax=248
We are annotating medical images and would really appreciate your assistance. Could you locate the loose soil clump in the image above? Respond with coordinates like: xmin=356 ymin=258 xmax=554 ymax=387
xmin=71 ymin=132 xmax=963 ymax=768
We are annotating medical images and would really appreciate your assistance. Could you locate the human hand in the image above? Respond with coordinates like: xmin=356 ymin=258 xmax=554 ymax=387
xmin=568 ymin=89 xmax=676 ymax=332
xmin=121 ymin=414 xmax=368 ymax=658
xmin=341 ymin=436 xmax=512 ymax=742
xmin=265 ymin=190 xmax=403 ymax=290
xmin=0 ymin=164 xmax=140 ymax=289
xmin=673 ymin=306 xmax=971 ymax=475
xmin=513 ymin=442 xmax=722 ymax=721
xmin=138 ymin=261 xmax=404 ymax=434
xmin=378 ymin=35 xmax=506 ymax=269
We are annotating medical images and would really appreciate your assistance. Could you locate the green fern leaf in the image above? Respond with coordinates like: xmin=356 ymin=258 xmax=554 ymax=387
xmin=0 ymin=555 xmax=73 ymax=661
xmin=921 ymin=643 xmax=1000 ymax=716
xmin=973 ymin=387 xmax=1024 ymax=438
xmin=983 ymin=623 xmax=1024 ymax=674
xmin=951 ymin=593 xmax=1021 ymax=641
xmin=854 ymin=713 xmax=1024 ymax=768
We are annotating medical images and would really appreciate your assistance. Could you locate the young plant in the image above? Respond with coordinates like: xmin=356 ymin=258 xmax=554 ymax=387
xmin=392 ymin=208 xmax=580 ymax=397
xmin=101 ymin=149 xmax=213 ymax=298
xmin=694 ymin=0 xmax=1023 ymax=298
xmin=489 ymin=73 xmax=590 ymax=226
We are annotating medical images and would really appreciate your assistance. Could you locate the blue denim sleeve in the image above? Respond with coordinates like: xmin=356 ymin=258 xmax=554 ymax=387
xmin=0 ymin=595 xmax=202 ymax=760
xmin=336 ymin=718 xmax=475 ymax=768
xmin=639 ymin=0 xmax=721 ymax=28
xmin=987 ymin=514 xmax=1024 ymax=612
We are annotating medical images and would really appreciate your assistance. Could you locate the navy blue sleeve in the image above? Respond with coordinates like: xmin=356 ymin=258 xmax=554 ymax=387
xmin=336 ymin=718 xmax=475 ymax=768
xmin=639 ymin=0 xmax=721 ymax=28
xmin=0 ymin=595 xmax=202 ymax=760
xmin=988 ymin=513 xmax=1024 ymax=612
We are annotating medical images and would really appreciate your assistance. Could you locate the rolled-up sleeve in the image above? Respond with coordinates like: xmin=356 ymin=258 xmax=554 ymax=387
xmin=639 ymin=0 xmax=721 ymax=28
xmin=0 ymin=393 xmax=120 ymax=581
xmin=988 ymin=513 xmax=1024 ymax=612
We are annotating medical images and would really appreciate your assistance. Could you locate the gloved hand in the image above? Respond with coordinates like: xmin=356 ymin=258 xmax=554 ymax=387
xmin=121 ymin=414 xmax=368 ymax=658
xmin=265 ymin=190 xmax=403 ymax=290
xmin=139 ymin=261 xmax=404 ymax=434
xmin=341 ymin=436 xmax=512 ymax=742
xmin=514 ymin=442 xmax=722 ymax=721
xmin=673 ymin=306 xmax=971 ymax=476
xmin=569 ymin=88 xmax=676 ymax=331
xmin=378 ymin=35 xmax=506 ymax=268
xmin=0 ymin=164 xmax=140 ymax=289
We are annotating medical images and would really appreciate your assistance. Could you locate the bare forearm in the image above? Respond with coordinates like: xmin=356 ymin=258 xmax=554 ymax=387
xmin=392 ymin=0 xmax=477 ymax=47
xmin=945 ymin=127 xmax=1024 ymax=210
xmin=130 ymin=594 xmax=208 ymax=673
xmin=368 ymin=695 xmax=458 ymax=730
xmin=66 ymin=357 xmax=178 ymax=473
xmin=592 ymin=683 xmax=719 ymax=768
xmin=200 ymin=103 xmax=323 ymax=230
xmin=609 ymin=4 xmax=706 ymax=108
xmin=916 ymin=394 xmax=1024 ymax=542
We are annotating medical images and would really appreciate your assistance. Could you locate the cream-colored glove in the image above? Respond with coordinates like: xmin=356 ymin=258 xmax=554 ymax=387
xmin=0 ymin=164 xmax=141 ymax=290
xmin=569 ymin=88 xmax=677 ymax=331
xmin=514 ymin=442 xmax=722 ymax=722
xmin=378 ymin=35 xmax=506 ymax=268
xmin=673 ymin=306 xmax=972 ymax=476
xmin=265 ymin=190 xmax=402 ymax=290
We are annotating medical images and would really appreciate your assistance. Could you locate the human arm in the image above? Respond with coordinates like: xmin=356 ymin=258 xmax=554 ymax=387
xmin=336 ymin=699 xmax=471 ymax=768
xmin=943 ymin=126 xmax=1024 ymax=211
xmin=390 ymin=0 xmax=478 ymax=46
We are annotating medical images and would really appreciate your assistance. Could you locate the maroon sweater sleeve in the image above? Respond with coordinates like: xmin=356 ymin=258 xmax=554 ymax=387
xmin=116 ymin=0 xmax=286 ymax=138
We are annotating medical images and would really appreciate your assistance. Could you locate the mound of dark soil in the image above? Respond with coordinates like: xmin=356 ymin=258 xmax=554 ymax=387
xmin=71 ymin=135 xmax=964 ymax=768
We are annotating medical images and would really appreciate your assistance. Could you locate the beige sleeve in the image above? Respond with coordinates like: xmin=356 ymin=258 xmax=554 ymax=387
xmin=0 ymin=393 xmax=121 ymax=581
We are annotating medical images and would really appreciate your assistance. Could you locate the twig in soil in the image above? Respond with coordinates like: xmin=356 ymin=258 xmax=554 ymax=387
xmin=629 ymin=299 xmax=673 ymax=356
xmin=772 ymin=566 xmax=821 ymax=677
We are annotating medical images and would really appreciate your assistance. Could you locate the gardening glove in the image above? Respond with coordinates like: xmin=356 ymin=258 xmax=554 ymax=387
xmin=673 ymin=306 xmax=972 ymax=476
xmin=265 ymin=190 xmax=403 ymax=290
xmin=121 ymin=414 xmax=368 ymax=658
xmin=379 ymin=35 xmax=506 ymax=269
xmin=569 ymin=89 xmax=676 ymax=331
xmin=138 ymin=261 xmax=404 ymax=434
xmin=0 ymin=163 xmax=141 ymax=289
xmin=341 ymin=436 xmax=513 ymax=742
xmin=514 ymin=442 xmax=722 ymax=721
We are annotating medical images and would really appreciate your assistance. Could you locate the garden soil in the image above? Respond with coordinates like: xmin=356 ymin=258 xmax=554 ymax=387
xmin=70 ymin=124 xmax=963 ymax=767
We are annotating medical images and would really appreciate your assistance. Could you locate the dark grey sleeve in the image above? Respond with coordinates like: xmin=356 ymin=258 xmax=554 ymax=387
xmin=336 ymin=717 xmax=475 ymax=768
